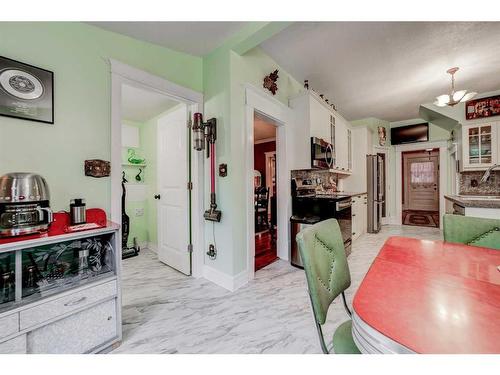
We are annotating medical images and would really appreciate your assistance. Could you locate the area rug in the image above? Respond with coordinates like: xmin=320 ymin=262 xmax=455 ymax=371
xmin=402 ymin=210 xmax=439 ymax=228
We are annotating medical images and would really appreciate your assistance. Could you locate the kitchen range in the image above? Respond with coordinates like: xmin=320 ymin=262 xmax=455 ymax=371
xmin=290 ymin=169 xmax=362 ymax=268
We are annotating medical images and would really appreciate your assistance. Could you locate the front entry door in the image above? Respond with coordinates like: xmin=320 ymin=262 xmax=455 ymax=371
xmin=403 ymin=150 xmax=439 ymax=211
xmin=157 ymin=104 xmax=191 ymax=275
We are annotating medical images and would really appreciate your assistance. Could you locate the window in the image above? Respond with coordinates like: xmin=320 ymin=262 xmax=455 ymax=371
xmin=410 ymin=161 xmax=434 ymax=183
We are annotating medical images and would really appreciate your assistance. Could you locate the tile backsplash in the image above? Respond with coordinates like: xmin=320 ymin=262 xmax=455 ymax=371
xmin=459 ymin=170 xmax=500 ymax=195
xmin=291 ymin=169 xmax=339 ymax=192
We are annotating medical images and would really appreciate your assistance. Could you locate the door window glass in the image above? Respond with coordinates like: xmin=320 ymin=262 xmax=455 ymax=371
xmin=410 ymin=161 xmax=434 ymax=183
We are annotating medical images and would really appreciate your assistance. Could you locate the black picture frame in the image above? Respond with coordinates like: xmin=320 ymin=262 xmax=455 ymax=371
xmin=0 ymin=55 xmax=54 ymax=124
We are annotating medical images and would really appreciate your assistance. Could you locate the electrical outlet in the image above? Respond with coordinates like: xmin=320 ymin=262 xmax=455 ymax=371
xmin=135 ymin=208 xmax=144 ymax=217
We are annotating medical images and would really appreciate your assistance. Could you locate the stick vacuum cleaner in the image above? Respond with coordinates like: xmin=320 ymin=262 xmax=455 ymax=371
xmin=192 ymin=113 xmax=221 ymax=222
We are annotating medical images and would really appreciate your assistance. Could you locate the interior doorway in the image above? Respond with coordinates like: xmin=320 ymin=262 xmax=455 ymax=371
xmin=110 ymin=60 xmax=204 ymax=278
xmin=253 ymin=112 xmax=278 ymax=271
xmin=120 ymin=83 xmax=192 ymax=274
xmin=401 ymin=148 xmax=440 ymax=228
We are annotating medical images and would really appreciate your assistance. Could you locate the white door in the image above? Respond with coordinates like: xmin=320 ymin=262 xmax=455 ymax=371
xmin=157 ymin=105 xmax=191 ymax=275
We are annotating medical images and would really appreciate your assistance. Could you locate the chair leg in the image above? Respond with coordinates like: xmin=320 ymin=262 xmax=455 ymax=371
xmin=341 ymin=292 xmax=352 ymax=317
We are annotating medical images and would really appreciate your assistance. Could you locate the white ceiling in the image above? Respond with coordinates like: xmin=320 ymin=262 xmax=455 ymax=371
xmin=254 ymin=112 xmax=276 ymax=142
xmin=121 ymin=84 xmax=179 ymax=122
xmin=261 ymin=22 xmax=500 ymax=122
xmin=88 ymin=22 xmax=247 ymax=56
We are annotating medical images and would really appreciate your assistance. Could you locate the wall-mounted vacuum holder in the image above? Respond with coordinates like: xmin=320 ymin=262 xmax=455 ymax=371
xmin=193 ymin=113 xmax=222 ymax=222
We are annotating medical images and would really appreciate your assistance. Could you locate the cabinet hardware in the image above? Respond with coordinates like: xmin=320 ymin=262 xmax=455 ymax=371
xmin=64 ymin=296 xmax=87 ymax=307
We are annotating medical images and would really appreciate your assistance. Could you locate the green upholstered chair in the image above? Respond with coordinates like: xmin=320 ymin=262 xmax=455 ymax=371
xmin=296 ymin=218 xmax=360 ymax=354
xmin=443 ymin=214 xmax=500 ymax=250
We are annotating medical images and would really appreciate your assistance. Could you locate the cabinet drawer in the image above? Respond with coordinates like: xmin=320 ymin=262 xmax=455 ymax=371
xmin=0 ymin=334 xmax=26 ymax=354
xmin=20 ymin=280 xmax=117 ymax=330
xmin=28 ymin=299 xmax=117 ymax=354
xmin=0 ymin=313 xmax=19 ymax=340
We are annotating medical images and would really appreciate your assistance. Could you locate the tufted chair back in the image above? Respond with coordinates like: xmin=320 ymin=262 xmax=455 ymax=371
xmin=296 ymin=219 xmax=351 ymax=325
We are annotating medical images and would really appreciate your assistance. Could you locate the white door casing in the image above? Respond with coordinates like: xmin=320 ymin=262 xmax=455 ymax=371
xmin=157 ymin=105 xmax=191 ymax=275
xmin=245 ymin=84 xmax=291 ymax=280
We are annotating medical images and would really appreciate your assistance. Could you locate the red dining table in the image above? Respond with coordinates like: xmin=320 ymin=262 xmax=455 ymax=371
xmin=352 ymin=236 xmax=500 ymax=354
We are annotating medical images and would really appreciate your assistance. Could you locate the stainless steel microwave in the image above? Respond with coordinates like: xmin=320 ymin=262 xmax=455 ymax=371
xmin=310 ymin=137 xmax=334 ymax=169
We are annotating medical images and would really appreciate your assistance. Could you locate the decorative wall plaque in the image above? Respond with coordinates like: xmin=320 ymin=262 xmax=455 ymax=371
xmin=263 ymin=69 xmax=279 ymax=95
xmin=85 ymin=159 xmax=110 ymax=178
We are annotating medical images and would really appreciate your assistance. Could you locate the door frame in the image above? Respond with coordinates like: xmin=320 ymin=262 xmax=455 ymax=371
xmin=110 ymin=59 xmax=205 ymax=277
xmin=394 ymin=140 xmax=448 ymax=229
xmin=244 ymin=84 xmax=291 ymax=279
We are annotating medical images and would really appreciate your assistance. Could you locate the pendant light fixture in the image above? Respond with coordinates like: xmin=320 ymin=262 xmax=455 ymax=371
xmin=434 ymin=67 xmax=476 ymax=107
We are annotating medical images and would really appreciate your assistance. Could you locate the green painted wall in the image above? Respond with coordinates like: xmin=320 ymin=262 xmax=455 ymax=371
xmin=203 ymin=43 xmax=303 ymax=275
xmin=0 ymin=22 xmax=202 ymax=214
xmin=121 ymin=120 xmax=148 ymax=247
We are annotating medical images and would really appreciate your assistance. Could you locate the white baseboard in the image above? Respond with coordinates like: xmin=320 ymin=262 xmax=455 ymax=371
xmin=203 ymin=266 xmax=249 ymax=292
xmin=145 ymin=242 xmax=158 ymax=253
xmin=383 ymin=216 xmax=400 ymax=225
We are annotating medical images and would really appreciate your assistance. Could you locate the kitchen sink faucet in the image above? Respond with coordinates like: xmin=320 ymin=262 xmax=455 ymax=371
xmin=480 ymin=164 xmax=500 ymax=183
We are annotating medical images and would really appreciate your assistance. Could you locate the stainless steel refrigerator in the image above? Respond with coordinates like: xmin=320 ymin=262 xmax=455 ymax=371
xmin=367 ymin=154 xmax=384 ymax=233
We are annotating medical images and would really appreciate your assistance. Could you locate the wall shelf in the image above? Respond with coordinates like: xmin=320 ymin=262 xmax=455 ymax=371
xmin=122 ymin=163 xmax=146 ymax=167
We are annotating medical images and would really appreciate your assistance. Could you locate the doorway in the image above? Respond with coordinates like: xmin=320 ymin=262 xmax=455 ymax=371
xmin=110 ymin=60 xmax=204 ymax=277
xmin=253 ymin=112 xmax=278 ymax=271
xmin=402 ymin=149 xmax=440 ymax=228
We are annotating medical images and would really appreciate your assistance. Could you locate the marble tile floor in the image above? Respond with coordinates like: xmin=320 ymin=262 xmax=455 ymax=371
xmin=112 ymin=225 xmax=442 ymax=354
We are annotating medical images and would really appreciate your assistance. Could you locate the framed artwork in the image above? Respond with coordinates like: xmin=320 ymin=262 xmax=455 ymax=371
xmin=0 ymin=56 xmax=54 ymax=124
xmin=465 ymin=95 xmax=500 ymax=120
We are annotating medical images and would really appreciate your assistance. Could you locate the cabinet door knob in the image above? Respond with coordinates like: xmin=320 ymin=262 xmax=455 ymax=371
xmin=352 ymin=214 xmax=356 ymax=217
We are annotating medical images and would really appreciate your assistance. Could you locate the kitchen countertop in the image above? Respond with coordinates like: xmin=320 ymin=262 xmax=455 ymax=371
xmin=297 ymin=192 xmax=367 ymax=199
xmin=444 ymin=194 xmax=500 ymax=209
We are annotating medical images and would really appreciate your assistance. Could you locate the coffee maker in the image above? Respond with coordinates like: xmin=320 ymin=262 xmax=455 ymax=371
xmin=0 ymin=173 xmax=53 ymax=237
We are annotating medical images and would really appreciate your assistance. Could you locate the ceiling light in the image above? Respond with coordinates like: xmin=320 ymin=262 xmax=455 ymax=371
xmin=433 ymin=67 xmax=477 ymax=107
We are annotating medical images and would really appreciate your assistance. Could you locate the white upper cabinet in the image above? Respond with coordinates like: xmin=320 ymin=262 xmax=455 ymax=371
xmin=289 ymin=91 xmax=352 ymax=173
xmin=462 ymin=122 xmax=499 ymax=170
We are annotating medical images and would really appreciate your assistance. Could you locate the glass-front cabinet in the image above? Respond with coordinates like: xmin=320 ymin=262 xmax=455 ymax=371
xmin=462 ymin=122 xmax=499 ymax=170
xmin=0 ymin=251 xmax=15 ymax=307
xmin=0 ymin=230 xmax=116 ymax=313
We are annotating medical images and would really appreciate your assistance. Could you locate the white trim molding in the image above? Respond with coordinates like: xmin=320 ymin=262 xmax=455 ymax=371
xmin=394 ymin=140 xmax=449 ymax=229
xmin=110 ymin=59 xmax=205 ymax=278
xmin=254 ymin=137 xmax=276 ymax=145
xmin=244 ymin=84 xmax=292 ymax=282
xmin=203 ymin=266 xmax=249 ymax=292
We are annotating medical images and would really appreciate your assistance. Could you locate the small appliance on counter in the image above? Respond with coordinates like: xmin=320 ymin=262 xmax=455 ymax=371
xmin=70 ymin=198 xmax=86 ymax=225
xmin=0 ymin=173 xmax=53 ymax=237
